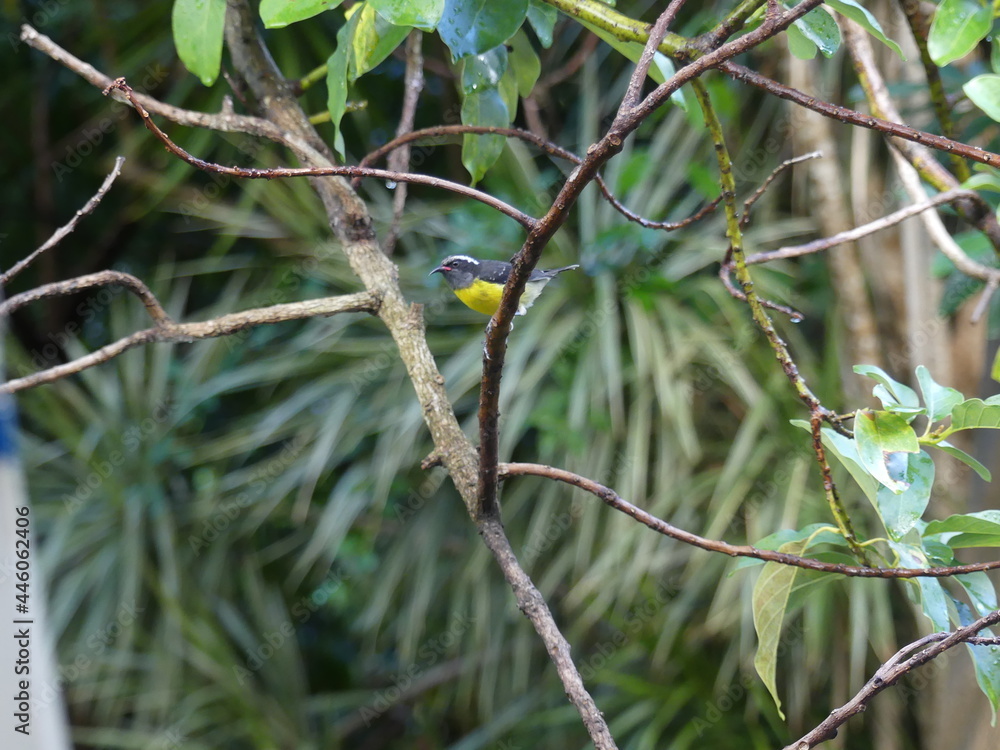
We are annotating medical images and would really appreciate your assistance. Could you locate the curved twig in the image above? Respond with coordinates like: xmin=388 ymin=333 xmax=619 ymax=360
xmin=355 ymin=124 xmax=719 ymax=230
xmin=104 ymin=79 xmax=536 ymax=231
xmin=498 ymin=462 xmax=1000 ymax=578
xmin=1 ymin=292 xmax=379 ymax=394
xmin=0 ymin=270 xmax=170 ymax=325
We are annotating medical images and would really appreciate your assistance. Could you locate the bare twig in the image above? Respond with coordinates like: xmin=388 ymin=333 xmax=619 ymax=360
xmin=1 ymin=157 xmax=125 ymax=286
xmin=104 ymin=79 xmax=537 ymax=231
xmin=498 ymin=462 xmax=1000 ymax=578
xmin=784 ymin=608 xmax=1000 ymax=749
xmin=617 ymin=0 xmax=686 ymax=113
xmin=383 ymin=30 xmax=424 ymax=255
xmin=356 ymin=124 xmax=719 ymax=230
xmin=1 ymin=292 xmax=379 ymax=394
xmin=747 ymin=188 xmax=979 ymax=265
xmin=740 ymin=151 xmax=822 ymax=228
xmin=0 ymin=270 xmax=170 ymax=325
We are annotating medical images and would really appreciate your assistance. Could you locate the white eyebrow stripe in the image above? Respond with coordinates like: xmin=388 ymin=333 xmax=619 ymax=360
xmin=445 ymin=254 xmax=479 ymax=265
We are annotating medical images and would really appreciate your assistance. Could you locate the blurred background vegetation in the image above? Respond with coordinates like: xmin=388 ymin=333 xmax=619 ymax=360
xmin=2 ymin=0 xmax=999 ymax=748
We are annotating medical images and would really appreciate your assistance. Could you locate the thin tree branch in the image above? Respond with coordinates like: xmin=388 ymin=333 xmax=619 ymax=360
xmin=0 ymin=270 xmax=170 ymax=325
xmin=382 ymin=30 xmax=424 ymax=255
xmin=1 ymin=292 xmax=379 ymax=394
xmin=618 ymin=0 xmax=685 ymax=113
xmin=839 ymin=18 xmax=1000 ymax=256
xmin=740 ymin=151 xmax=822 ymax=228
xmin=356 ymin=124 xmax=719 ymax=230
xmin=0 ymin=157 xmax=125 ymax=287
xmin=18 ymin=25 xmax=331 ymax=167
xmin=103 ymin=79 xmax=536 ymax=231
xmin=784 ymin=608 xmax=1000 ymax=749
xmin=746 ymin=188 xmax=980 ymax=265
xmin=498 ymin=462 xmax=1000 ymax=578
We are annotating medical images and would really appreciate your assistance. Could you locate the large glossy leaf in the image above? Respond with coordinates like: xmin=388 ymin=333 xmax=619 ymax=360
xmin=172 ymin=0 xmax=226 ymax=86
xmin=790 ymin=6 xmax=840 ymax=59
xmin=952 ymin=597 xmax=1000 ymax=722
xmin=826 ymin=0 xmax=904 ymax=58
xmin=874 ymin=450 xmax=933 ymax=540
xmin=936 ymin=441 xmax=991 ymax=481
xmin=461 ymin=87 xmax=508 ymax=183
xmin=854 ymin=409 xmax=919 ymax=493
xmin=853 ymin=364 xmax=921 ymax=410
xmin=526 ymin=0 xmax=557 ymax=47
xmin=369 ymin=0 xmax=443 ymax=30
xmin=325 ymin=12 xmax=359 ymax=159
xmin=928 ymin=0 xmax=992 ymax=66
xmin=926 ymin=510 xmax=1000 ymax=548
xmin=350 ymin=3 xmax=411 ymax=77
xmin=438 ymin=0 xmax=529 ymax=60
xmin=461 ymin=45 xmax=508 ymax=94
xmin=753 ymin=539 xmax=808 ymax=720
xmin=965 ymin=75 xmax=1000 ymax=122
xmin=915 ymin=365 xmax=964 ymax=422
xmin=891 ymin=542 xmax=950 ymax=632
xmin=260 ymin=0 xmax=343 ymax=28
xmin=951 ymin=397 xmax=1000 ymax=431
xmin=508 ymin=29 xmax=540 ymax=97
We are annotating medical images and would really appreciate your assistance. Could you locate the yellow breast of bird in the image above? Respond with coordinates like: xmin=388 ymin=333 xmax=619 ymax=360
xmin=453 ymin=278 xmax=505 ymax=315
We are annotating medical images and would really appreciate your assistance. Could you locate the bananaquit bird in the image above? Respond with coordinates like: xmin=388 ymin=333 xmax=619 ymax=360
xmin=430 ymin=255 xmax=579 ymax=316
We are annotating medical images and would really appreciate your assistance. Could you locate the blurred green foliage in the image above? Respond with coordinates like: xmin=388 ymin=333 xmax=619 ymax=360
xmin=1 ymin=1 xmax=972 ymax=748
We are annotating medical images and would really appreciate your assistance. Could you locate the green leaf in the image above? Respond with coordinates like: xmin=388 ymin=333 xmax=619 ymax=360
xmin=498 ymin=64 xmax=519 ymax=121
xmin=915 ymin=365 xmax=964 ymax=422
xmin=964 ymin=75 xmax=1000 ymax=123
xmin=826 ymin=0 xmax=904 ymax=59
xmin=926 ymin=510 xmax=1000 ymax=548
xmin=732 ymin=524 xmax=847 ymax=571
xmin=526 ymin=0 xmax=557 ymax=47
xmin=891 ymin=541 xmax=950 ymax=631
xmin=854 ymin=409 xmax=920 ymax=493
xmin=936 ymin=440 xmax=991 ymax=481
xmin=350 ymin=3 xmax=411 ymax=77
xmin=854 ymin=364 xmax=921 ymax=409
xmin=260 ymin=0 xmax=343 ymax=28
xmin=461 ymin=87 xmax=508 ymax=183
xmin=438 ymin=0 xmax=529 ymax=60
xmin=962 ymin=169 xmax=1000 ymax=193
xmin=369 ymin=0 xmax=443 ymax=31
xmin=326 ymin=12 xmax=359 ymax=159
xmin=952 ymin=597 xmax=1000 ymax=723
xmin=753 ymin=539 xmax=808 ymax=720
xmin=951 ymin=397 xmax=1000 ymax=431
xmin=875 ymin=450 xmax=933 ymax=540
xmin=786 ymin=23 xmax=818 ymax=60
xmin=993 ymin=346 xmax=1000 ymax=384
xmin=509 ymin=29 xmax=541 ymax=98
xmin=461 ymin=45 xmax=508 ymax=94
xmin=172 ymin=0 xmax=226 ymax=86
xmin=791 ymin=7 xmax=841 ymax=58
xmin=928 ymin=0 xmax=991 ymax=66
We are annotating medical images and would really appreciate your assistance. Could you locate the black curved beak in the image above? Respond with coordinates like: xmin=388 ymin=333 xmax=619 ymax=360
xmin=429 ymin=265 xmax=448 ymax=276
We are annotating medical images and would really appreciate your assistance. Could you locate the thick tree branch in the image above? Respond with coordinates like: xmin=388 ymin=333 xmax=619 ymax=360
xmin=498 ymin=462 xmax=1000 ymax=578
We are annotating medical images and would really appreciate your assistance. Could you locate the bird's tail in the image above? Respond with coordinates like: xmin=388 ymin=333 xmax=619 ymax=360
xmin=546 ymin=264 xmax=580 ymax=276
